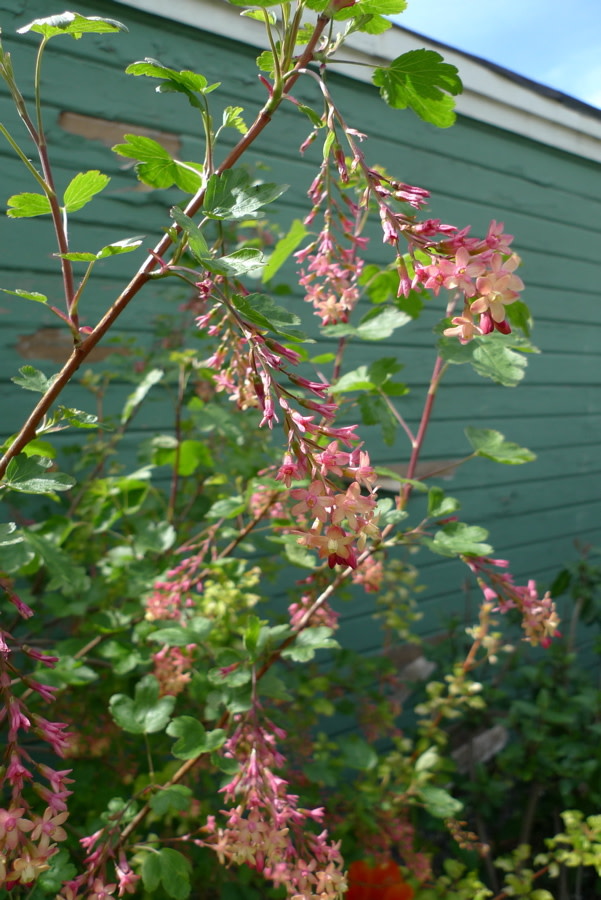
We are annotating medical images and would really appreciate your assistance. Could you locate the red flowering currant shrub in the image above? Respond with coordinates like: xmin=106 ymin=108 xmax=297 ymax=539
xmin=0 ymin=6 xmax=598 ymax=900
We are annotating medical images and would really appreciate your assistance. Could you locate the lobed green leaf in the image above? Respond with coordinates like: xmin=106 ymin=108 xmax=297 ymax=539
xmin=372 ymin=49 xmax=462 ymax=128
xmin=17 ymin=12 xmax=127 ymax=39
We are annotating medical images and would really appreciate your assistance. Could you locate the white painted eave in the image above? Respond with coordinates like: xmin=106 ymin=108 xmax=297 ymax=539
xmin=117 ymin=0 xmax=601 ymax=164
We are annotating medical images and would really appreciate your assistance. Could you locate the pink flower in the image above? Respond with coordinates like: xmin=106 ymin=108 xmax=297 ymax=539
xmin=471 ymin=253 xmax=524 ymax=322
xmin=443 ymin=311 xmax=483 ymax=344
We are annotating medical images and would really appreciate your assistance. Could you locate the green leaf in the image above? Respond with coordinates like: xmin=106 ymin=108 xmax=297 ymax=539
xmin=428 ymin=486 xmax=460 ymax=518
xmin=339 ymin=735 xmax=378 ymax=770
xmin=121 ymin=368 xmax=164 ymax=424
xmin=337 ymin=0 xmax=407 ymax=16
xmin=438 ymin=335 xmax=530 ymax=386
xmin=428 ymin=522 xmax=492 ymax=558
xmin=156 ymin=848 xmax=192 ymax=900
xmin=357 ymin=394 xmax=397 ymax=445
xmin=149 ymin=785 xmax=193 ymax=816
xmin=167 ymin=716 xmax=226 ymax=759
xmin=415 ymin=746 xmax=439 ymax=773
xmin=419 ymin=784 xmax=463 ymax=818
xmin=1 ymin=288 xmax=48 ymax=304
xmin=0 ymin=523 xmax=22 ymax=546
xmin=229 ymin=0 xmax=283 ymax=6
xmin=141 ymin=852 xmax=162 ymax=893
xmin=56 ymin=407 xmax=105 ymax=429
xmin=11 ymin=365 xmax=53 ymax=393
xmin=242 ymin=8 xmax=277 ymax=22
xmin=206 ymin=496 xmax=246 ymax=519
xmin=63 ymin=170 xmax=110 ymax=212
xmin=147 ymin=617 xmax=213 ymax=646
xmin=465 ymin=427 xmax=536 ymax=465
xmin=17 ymin=12 xmax=127 ymax=38
xmin=6 ymin=192 xmax=51 ymax=218
xmin=372 ymin=49 xmax=462 ymax=128
xmin=125 ymin=58 xmax=219 ymax=108
xmin=231 ymin=292 xmax=306 ymax=340
xmin=325 ymin=306 xmax=411 ymax=340
xmin=3 ymin=455 xmax=75 ymax=494
xmin=222 ymin=105 xmax=248 ymax=134
xmin=96 ymin=236 xmax=145 ymax=258
xmin=281 ymin=626 xmax=339 ymax=662
xmin=170 ymin=207 xmax=210 ymax=260
xmin=205 ymin=247 xmax=266 ymax=277
xmin=109 ymin=675 xmax=175 ymax=734
xmin=112 ymin=135 xmax=202 ymax=191
xmin=262 ymin=219 xmax=307 ymax=282
xmin=472 ymin=341 xmax=527 ymax=386
xmin=203 ymin=170 xmax=288 ymax=219
xmin=331 ymin=365 xmax=375 ymax=393
xmin=22 ymin=531 xmax=89 ymax=595
xmin=256 ymin=50 xmax=276 ymax=75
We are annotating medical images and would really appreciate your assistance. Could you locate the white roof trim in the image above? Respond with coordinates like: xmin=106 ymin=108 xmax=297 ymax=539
xmin=117 ymin=0 xmax=601 ymax=163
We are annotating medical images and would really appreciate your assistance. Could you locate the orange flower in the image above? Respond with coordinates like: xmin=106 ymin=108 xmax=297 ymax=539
xmin=346 ymin=859 xmax=414 ymax=900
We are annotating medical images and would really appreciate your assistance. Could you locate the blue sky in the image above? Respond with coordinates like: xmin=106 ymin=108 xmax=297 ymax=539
xmin=393 ymin=0 xmax=601 ymax=110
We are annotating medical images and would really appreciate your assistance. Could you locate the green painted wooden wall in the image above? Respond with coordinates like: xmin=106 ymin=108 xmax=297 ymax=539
xmin=1 ymin=0 xmax=600 ymax=651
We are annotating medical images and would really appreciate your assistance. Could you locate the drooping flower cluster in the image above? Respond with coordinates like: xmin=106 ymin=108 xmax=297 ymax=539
xmin=57 ymin=832 xmax=140 ymax=899
xmin=201 ymin=710 xmax=347 ymax=899
xmin=0 ymin=581 xmax=74 ymax=889
xmin=465 ymin=555 xmax=560 ymax=646
xmin=370 ymin=161 xmax=524 ymax=341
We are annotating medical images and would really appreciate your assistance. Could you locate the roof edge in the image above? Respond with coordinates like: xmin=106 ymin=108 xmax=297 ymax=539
xmin=116 ymin=0 xmax=601 ymax=164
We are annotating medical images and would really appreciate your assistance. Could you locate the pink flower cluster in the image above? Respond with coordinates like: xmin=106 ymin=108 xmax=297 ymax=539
xmin=0 ymin=582 xmax=75 ymax=889
xmin=354 ymin=155 xmax=523 ymax=343
xmin=58 ymin=841 xmax=140 ymax=899
xmin=278 ymin=443 xmax=380 ymax=570
xmin=201 ymin=710 xmax=347 ymax=899
xmin=465 ymin=556 xmax=560 ymax=647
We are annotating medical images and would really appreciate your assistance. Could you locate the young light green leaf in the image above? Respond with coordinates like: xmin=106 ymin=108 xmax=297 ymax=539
xmin=256 ymin=50 xmax=276 ymax=75
xmin=166 ymin=716 xmax=226 ymax=759
xmin=325 ymin=307 xmax=411 ymax=341
xmin=3 ymin=455 xmax=75 ymax=494
xmin=281 ymin=626 xmax=339 ymax=663
xmin=419 ymin=785 xmax=463 ymax=818
xmin=1 ymin=288 xmax=48 ymax=304
xmin=125 ymin=58 xmax=219 ymax=108
xmin=241 ymin=8 xmax=277 ymax=22
xmin=17 ymin=12 xmax=127 ymax=39
xmin=109 ymin=674 xmax=175 ymax=734
xmin=428 ymin=486 xmax=460 ymax=518
xmin=7 ymin=192 xmax=52 ymax=218
xmin=63 ymin=170 xmax=110 ymax=212
xmin=222 ymin=106 xmax=248 ymax=134
xmin=262 ymin=219 xmax=307 ymax=282
xmin=96 ymin=236 xmax=145 ymax=258
xmin=372 ymin=49 xmax=462 ymax=128
xmin=330 ymin=366 xmax=375 ymax=393
xmin=11 ymin=366 xmax=53 ymax=393
xmin=428 ymin=522 xmax=493 ymax=558
xmin=465 ymin=427 xmax=536 ymax=464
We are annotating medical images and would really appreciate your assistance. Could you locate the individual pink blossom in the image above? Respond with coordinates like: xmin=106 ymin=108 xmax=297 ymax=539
xmin=443 ymin=310 xmax=483 ymax=343
xmin=471 ymin=253 xmax=524 ymax=322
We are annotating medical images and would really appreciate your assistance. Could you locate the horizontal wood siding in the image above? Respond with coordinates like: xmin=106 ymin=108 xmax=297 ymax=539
xmin=1 ymin=0 xmax=600 ymax=650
